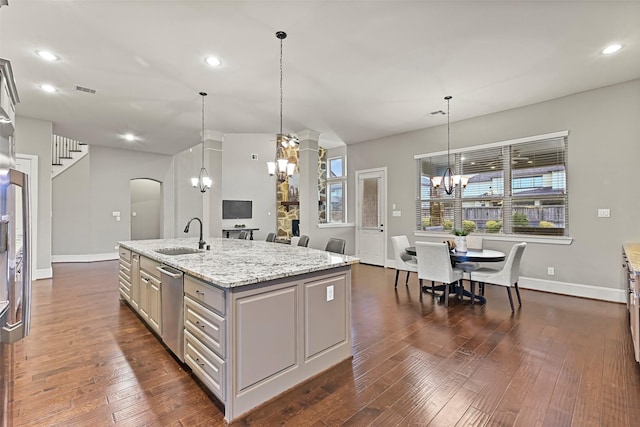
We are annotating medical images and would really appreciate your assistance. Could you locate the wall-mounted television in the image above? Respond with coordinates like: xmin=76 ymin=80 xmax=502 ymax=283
xmin=222 ymin=200 xmax=252 ymax=219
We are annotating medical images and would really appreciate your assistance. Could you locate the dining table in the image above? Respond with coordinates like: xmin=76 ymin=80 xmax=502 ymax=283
xmin=405 ymin=246 xmax=506 ymax=304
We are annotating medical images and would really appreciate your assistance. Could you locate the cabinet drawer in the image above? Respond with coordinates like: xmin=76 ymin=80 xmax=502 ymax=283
xmin=185 ymin=329 xmax=225 ymax=401
xmin=119 ymin=278 xmax=130 ymax=300
xmin=140 ymin=270 xmax=160 ymax=288
xmin=185 ymin=295 xmax=226 ymax=358
xmin=119 ymin=247 xmax=131 ymax=262
xmin=184 ymin=275 xmax=225 ymax=315
xmin=140 ymin=256 xmax=161 ymax=280
xmin=119 ymin=263 xmax=131 ymax=283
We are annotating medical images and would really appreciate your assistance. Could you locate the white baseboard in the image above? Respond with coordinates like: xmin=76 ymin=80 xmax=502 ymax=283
xmin=34 ymin=268 xmax=53 ymax=280
xmin=518 ymin=276 xmax=626 ymax=303
xmin=386 ymin=259 xmax=625 ymax=303
xmin=52 ymin=252 xmax=119 ymax=263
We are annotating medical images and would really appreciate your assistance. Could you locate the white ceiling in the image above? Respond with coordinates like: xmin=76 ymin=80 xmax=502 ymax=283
xmin=1 ymin=1 xmax=638 ymax=156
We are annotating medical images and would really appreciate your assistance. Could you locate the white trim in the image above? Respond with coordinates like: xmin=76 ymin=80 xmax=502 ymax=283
xmin=34 ymin=267 xmax=52 ymax=280
xmin=52 ymin=252 xmax=119 ymax=263
xmin=413 ymin=231 xmax=573 ymax=245
xmin=414 ymin=130 xmax=569 ymax=159
xmin=355 ymin=167 xmax=388 ymax=267
xmin=16 ymin=153 xmax=39 ymax=281
xmin=384 ymin=260 xmax=624 ymax=303
xmin=318 ymin=222 xmax=355 ymax=229
xmin=519 ymin=276 xmax=625 ymax=303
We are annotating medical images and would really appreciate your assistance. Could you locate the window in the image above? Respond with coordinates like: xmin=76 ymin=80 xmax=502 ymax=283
xmin=416 ymin=132 xmax=568 ymax=237
xmin=323 ymin=155 xmax=347 ymax=223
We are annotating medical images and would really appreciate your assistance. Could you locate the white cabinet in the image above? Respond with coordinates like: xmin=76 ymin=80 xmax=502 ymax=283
xmin=183 ymin=274 xmax=226 ymax=402
xmin=130 ymin=253 xmax=140 ymax=310
xmin=118 ymin=247 xmax=131 ymax=302
xmin=138 ymin=255 xmax=162 ymax=335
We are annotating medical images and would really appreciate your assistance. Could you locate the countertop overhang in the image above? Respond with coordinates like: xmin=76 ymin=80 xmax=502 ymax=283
xmin=118 ymin=237 xmax=359 ymax=288
xmin=624 ymin=243 xmax=640 ymax=274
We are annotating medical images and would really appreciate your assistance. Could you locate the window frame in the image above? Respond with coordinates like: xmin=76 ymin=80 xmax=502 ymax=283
xmin=325 ymin=154 xmax=347 ymax=224
xmin=414 ymin=131 xmax=570 ymax=243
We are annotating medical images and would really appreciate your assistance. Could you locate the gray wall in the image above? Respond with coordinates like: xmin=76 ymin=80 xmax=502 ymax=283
xmin=220 ymin=134 xmax=277 ymax=241
xmin=52 ymin=145 xmax=175 ymax=257
xmin=52 ymin=154 xmax=91 ymax=255
xmin=14 ymin=116 xmax=52 ymax=277
xmin=348 ymin=79 xmax=640 ymax=291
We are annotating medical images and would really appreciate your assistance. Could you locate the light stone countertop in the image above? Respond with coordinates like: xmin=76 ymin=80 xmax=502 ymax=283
xmin=118 ymin=237 xmax=359 ymax=289
xmin=624 ymin=243 xmax=640 ymax=274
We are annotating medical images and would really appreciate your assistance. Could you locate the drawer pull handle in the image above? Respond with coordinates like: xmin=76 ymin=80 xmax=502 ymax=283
xmin=195 ymin=357 xmax=205 ymax=367
xmin=195 ymin=290 xmax=205 ymax=296
xmin=195 ymin=320 xmax=206 ymax=329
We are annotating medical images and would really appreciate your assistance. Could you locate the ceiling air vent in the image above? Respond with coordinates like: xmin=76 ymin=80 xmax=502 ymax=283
xmin=74 ymin=85 xmax=96 ymax=94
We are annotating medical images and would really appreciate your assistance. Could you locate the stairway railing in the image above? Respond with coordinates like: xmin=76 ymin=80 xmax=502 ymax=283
xmin=52 ymin=135 xmax=86 ymax=166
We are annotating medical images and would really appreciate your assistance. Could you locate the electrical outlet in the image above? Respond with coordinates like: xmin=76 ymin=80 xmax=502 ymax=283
xmin=547 ymin=267 xmax=555 ymax=276
xmin=326 ymin=285 xmax=334 ymax=302
xmin=392 ymin=210 xmax=401 ymax=217
xmin=598 ymin=208 xmax=610 ymax=218
xmin=114 ymin=245 xmax=119 ymax=250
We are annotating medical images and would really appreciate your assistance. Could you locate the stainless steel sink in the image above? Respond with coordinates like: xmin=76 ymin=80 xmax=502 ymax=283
xmin=154 ymin=247 xmax=202 ymax=256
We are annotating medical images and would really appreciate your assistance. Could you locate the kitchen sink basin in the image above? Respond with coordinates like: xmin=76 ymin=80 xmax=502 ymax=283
xmin=154 ymin=247 xmax=202 ymax=256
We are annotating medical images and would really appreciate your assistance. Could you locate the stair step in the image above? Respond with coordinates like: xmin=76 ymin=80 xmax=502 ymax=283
xmin=58 ymin=156 xmax=73 ymax=159
xmin=69 ymin=150 xmax=82 ymax=152
xmin=52 ymin=163 xmax=63 ymax=166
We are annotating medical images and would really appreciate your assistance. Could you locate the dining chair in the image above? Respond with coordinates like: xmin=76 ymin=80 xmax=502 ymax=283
xmin=415 ymin=241 xmax=464 ymax=305
xmin=390 ymin=235 xmax=418 ymax=289
xmin=325 ymin=238 xmax=346 ymax=254
xmin=470 ymin=242 xmax=527 ymax=311
xmin=266 ymin=232 xmax=276 ymax=242
xmin=297 ymin=235 xmax=310 ymax=247
xmin=237 ymin=231 xmax=249 ymax=239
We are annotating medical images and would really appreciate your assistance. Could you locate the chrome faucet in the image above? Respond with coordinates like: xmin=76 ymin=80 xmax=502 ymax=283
xmin=184 ymin=217 xmax=206 ymax=249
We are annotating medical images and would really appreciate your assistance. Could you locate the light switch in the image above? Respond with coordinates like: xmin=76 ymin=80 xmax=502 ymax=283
xmin=116 ymin=216 xmax=121 ymax=222
xmin=392 ymin=210 xmax=401 ymax=217
xmin=326 ymin=285 xmax=334 ymax=302
xmin=132 ymin=212 xmax=137 ymax=217
xmin=112 ymin=211 xmax=120 ymax=217
xmin=598 ymin=209 xmax=611 ymax=218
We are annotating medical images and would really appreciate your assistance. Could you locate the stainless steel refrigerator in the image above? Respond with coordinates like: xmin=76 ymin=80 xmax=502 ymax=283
xmin=0 ymin=56 xmax=30 ymax=426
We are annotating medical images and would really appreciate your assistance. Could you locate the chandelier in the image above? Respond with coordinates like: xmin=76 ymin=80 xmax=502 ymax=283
xmin=431 ymin=95 xmax=471 ymax=194
xmin=191 ymin=91 xmax=212 ymax=193
xmin=267 ymin=31 xmax=298 ymax=182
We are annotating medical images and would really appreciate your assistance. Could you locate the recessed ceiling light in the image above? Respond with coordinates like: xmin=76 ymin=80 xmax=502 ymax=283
xmin=205 ymin=56 xmax=222 ymax=67
xmin=602 ymin=44 xmax=622 ymax=55
xmin=39 ymin=84 xmax=57 ymax=93
xmin=36 ymin=50 xmax=59 ymax=61
xmin=123 ymin=133 xmax=136 ymax=142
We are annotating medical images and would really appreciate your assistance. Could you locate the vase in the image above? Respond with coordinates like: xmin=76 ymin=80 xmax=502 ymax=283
xmin=454 ymin=236 xmax=467 ymax=252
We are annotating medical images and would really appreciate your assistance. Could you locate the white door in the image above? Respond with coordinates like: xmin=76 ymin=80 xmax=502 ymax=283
xmin=355 ymin=168 xmax=386 ymax=266
xmin=15 ymin=154 xmax=38 ymax=280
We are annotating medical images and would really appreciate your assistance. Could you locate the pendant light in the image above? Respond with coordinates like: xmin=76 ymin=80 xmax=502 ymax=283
xmin=431 ymin=96 xmax=470 ymax=194
xmin=191 ymin=91 xmax=212 ymax=193
xmin=267 ymin=31 xmax=298 ymax=182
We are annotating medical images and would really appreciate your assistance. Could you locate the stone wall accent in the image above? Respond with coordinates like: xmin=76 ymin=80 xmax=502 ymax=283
xmin=318 ymin=146 xmax=327 ymax=223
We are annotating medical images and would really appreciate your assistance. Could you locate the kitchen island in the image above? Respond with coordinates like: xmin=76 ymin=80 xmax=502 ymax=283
xmin=117 ymin=237 xmax=358 ymax=422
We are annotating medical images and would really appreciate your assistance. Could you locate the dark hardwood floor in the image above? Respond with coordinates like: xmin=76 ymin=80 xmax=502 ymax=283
xmin=9 ymin=261 xmax=640 ymax=426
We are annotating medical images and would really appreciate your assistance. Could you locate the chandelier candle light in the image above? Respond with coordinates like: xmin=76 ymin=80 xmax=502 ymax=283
xmin=267 ymin=31 xmax=298 ymax=182
xmin=191 ymin=91 xmax=212 ymax=193
xmin=431 ymin=95 xmax=471 ymax=195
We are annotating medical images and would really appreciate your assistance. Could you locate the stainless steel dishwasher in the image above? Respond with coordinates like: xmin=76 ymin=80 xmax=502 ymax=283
xmin=157 ymin=265 xmax=184 ymax=361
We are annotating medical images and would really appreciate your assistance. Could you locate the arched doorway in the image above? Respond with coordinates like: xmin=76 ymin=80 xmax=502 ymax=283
xmin=130 ymin=178 xmax=162 ymax=240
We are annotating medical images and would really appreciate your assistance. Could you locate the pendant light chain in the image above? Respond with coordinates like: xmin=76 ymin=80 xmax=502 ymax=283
xmin=280 ymin=34 xmax=284 ymax=137
xmin=201 ymin=91 xmax=206 ymax=165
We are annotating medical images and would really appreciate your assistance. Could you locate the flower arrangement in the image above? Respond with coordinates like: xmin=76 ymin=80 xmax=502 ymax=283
xmin=453 ymin=228 xmax=469 ymax=236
